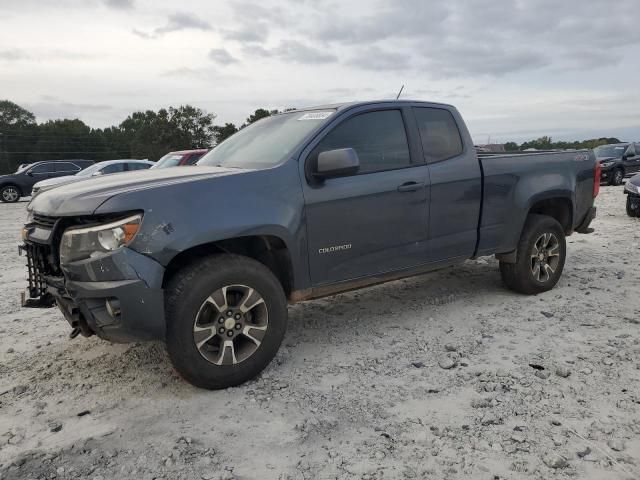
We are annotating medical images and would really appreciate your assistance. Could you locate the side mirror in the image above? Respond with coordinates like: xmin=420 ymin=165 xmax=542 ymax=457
xmin=92 ymin=171 xmax=104 ymax=176
xmin=315 ymin=148 xmax=360 ymax=179
xmin=26 ymin=171 xmax=33 ymax=177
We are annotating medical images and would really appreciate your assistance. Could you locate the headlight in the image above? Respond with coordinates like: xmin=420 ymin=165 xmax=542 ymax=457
xmin=600 ymin=161 xmax=615 ymax=168
xmin=59 ymin=214 xmax=142 ymax=264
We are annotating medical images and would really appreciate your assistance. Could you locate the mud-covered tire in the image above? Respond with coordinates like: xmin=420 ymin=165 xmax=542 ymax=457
xmin=627 ymin=196 xmax=639 ymax=217
xmin=165 ymin=254 xmax=287 ymax=390
xmin=0 ymin=185 xmax=21 ymax=203
xmin=499 ymin=214 xmax=566 ymax=295
xmin=610 ymin=168 xmax=624 ymax=186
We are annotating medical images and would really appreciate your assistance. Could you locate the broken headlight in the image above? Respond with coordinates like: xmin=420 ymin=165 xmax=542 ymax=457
xmin=59 ymin=214 xmax=142 ymax=265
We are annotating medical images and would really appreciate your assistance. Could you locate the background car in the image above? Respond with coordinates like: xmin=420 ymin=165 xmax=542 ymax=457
xmin=31 ymin=159 xmax=154 ymax=197
xmin=151 ymin=149 xmax=209 ymax=169
xmin=0 ymin=160 xmax=94 ymax=203
xmin=624 ymin=173 xmax=640 ymax=217
xmin=594 ymin=142 xmax=640 ymax=185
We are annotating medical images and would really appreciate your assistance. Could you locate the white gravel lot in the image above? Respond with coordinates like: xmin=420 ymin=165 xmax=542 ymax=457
xmin=0 ymin=185 xmax=639 ymax=480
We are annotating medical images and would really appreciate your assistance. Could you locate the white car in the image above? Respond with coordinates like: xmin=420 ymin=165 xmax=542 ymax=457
xmin=31 ymin=159 xmax=154 ymax=197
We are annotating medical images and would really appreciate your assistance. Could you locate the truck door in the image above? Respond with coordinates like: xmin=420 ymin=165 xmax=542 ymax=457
xmin=625 ymin=144 xmax=640 ymax=174
xmin=302 ymin=107 xmax=430 ymax=285
xmin=412 ymin=107 xmax=482 ymax=261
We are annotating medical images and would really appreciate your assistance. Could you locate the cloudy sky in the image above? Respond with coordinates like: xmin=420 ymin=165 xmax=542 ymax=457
xmin=1 ymin=0 xmax=639 ymax=143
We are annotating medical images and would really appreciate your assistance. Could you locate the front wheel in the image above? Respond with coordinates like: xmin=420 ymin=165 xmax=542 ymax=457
xmin=627 ymin=195 xmax=640 ymax=217
xmin=165 ymin=254 xmax=287 ymax=390
xmin=610 ymin=168 xmax=624 ymax=186
xmin=499 ymin=214 xmax=566 ymax=295
xmin=0 ymin=185 xmax=21 ymax=203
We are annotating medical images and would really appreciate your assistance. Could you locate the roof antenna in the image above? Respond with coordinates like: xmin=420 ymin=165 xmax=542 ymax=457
xmin=396 ymin=84 xmax=405 ymax=100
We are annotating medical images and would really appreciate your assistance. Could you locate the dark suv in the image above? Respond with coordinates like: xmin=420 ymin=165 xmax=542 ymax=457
xmin=594 ymin=143 xmax=640 ymax=185
xmin=0 ymin=160 xmax=94 ymax=203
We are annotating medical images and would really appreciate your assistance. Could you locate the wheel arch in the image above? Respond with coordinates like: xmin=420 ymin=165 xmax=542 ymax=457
xmin=162 ymin=235 xmax=295 ymax=298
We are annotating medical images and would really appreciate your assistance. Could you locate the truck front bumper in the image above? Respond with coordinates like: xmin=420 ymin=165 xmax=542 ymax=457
xmin=23 ymin=244 xmax=166 ymax=343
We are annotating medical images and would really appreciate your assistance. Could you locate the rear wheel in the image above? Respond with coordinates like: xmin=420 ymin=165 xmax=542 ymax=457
xmin=165 ymin=254 xmax=287 ymax=390
xmin=627 ymin=195 xmax=639 ymax=217
xmin=499 ymin=214 xmax=566 ymax=294
xmin=610 ymin=168 xmax=624 ymax=186
xmin=0 ymin=185 xmax=21 ymax=203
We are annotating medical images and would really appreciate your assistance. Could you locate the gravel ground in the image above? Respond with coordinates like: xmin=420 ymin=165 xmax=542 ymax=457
xmin=1 ymin=185 xmax=639 ymax=480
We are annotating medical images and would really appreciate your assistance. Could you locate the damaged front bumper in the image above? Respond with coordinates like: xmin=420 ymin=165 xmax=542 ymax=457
xmin=22 ymin=241 xmax=166 ymax=343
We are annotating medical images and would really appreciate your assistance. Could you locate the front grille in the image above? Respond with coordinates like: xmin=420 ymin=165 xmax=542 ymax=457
xmin=24 ymin=243 xmax=55 ymax=298
xmin=32 ymin=213 xmax=58 ymax=229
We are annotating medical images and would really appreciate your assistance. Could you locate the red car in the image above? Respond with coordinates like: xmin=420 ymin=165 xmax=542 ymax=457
xmin=152 ymin=149 xmax=209 ymax=169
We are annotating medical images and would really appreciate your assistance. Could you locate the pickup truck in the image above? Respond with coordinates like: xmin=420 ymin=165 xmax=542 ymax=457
xmin=21 ymin=100 xmax=599 ymax=390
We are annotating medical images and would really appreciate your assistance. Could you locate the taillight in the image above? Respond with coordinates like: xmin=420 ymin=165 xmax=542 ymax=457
xmin=593 ymin=161 xmax=601 ymax=197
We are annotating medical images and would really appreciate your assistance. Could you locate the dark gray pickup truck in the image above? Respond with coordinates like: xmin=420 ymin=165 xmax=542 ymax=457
xmin=21 ymin=100 xmax=599 ymax=389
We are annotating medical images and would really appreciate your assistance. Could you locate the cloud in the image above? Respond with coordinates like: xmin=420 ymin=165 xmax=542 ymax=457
xmin=208 ymin=48 xmax=238 ymax=65
xmin=134 ymin=12 xmax=212 ymax=38
xmin=103 ymin=0 xmax=133 ymax=9
xmin=0 ymin=48 xmax=96 ymax=62
xmin=245 ymin=40 xmax=337 ymax=64
xmin=348 ymin=46 xmax=412 ymax=71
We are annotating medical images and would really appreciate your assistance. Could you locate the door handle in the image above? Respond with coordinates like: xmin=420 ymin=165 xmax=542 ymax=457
xmin=397 ymin=182 xmax=425 ymax=192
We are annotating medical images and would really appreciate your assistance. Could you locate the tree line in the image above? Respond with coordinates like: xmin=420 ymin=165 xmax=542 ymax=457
xmin=503 ymin=135 xmax=621 ymax=152
xmin=0 ymin=100 xmax=289 ymax=174
xmin=0 ymin=99 xmax=627 ymax=174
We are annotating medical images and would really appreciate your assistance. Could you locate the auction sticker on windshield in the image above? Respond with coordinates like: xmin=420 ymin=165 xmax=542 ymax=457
xmin=298 ymin=112 xmax=333 ymax=121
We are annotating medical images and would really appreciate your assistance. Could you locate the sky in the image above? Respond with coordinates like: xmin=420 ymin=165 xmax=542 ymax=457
xmin=1 ymin=0 xmax=639 ymax=144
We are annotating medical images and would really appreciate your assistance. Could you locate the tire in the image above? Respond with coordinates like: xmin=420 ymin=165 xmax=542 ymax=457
xmin=0 ymin=185 xmax=21 ymax=203
xmin=165 ymin=254 xmax=287 ymax=390
xmin=499 ymin=214 xmax=566 ymax=295
xmin=610 ymin=168 xmax=624 ymax=186
xmin=627 ymin=196 xmax=639 ymax=217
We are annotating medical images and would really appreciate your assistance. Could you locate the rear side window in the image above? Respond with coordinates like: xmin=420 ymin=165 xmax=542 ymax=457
xmin=186 ymin=153 xmax=205 ymax=165
xmin=100 ymin=163 xmax=125 ymax=174
xmin=413 ymin=107 xmax=463 ymax=162
xmin=311 ymin=110 xmax=411 ymax=174
xmin=29 ymin=163 xmax=56 ymax=174
xmin=127 ymin=162 xmax=151 ymax=171
xmin=54 ymin=162 xmax=80 ymax=173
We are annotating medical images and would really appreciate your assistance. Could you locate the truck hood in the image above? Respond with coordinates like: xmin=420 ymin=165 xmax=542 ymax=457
xmin=628 ymin=173 xmax=640 ymax=187
xmin=29 ymin=166 xmax=247 ymax=216
xmin=597 ymin=156 xmax=619 ymax=162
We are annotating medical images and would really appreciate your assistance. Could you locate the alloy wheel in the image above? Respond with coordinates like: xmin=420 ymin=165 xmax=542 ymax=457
xmin=192 ymin=284 xmax=268 ymax=365
xmin=530 ymin=232 xmax=560 ymax=283
xmin=2 ymin=187 xmax=19 ymax=202
xmin=614 ymin=170 xmax=624 ymax=185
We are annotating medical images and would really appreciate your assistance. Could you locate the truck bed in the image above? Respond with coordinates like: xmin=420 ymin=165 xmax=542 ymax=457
xmin=476 ymin=150 xmax=596 ymax=256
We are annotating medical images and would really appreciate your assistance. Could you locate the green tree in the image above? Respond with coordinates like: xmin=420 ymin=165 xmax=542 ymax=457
xmin=0 ymin=100 xmax=36 ymax=127
xmin=245 ymin=108 xmax=274 ymax=126
xmin=212 ymin=123 xmax=238 ymax=144
xmin=504 ymin=141 xmax=519 ymax=151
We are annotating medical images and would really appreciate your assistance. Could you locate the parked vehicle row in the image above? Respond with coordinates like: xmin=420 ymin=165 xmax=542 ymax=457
xmin=595 ymin=142 xmax=640 ymax=186
xmin=0 ymin=149 xmax=209 ymax=203
xmin=20 ymin=100 xmax=599 ymax=390
xmin=0 ymin=160 xmax=94 ymax=203
xmin=31 ymin=160 xmax=155 ymax=197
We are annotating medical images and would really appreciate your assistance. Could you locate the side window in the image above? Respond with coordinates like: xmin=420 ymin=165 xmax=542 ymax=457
xmin=100 ymin=163 xmax=125 ymax=175
xmin=413 ymin=107 xmax=463 ymax=162
xmin=127 ymin=162 xmax=151 ymax=171
xmin=54 ymin=162 xmax=81 ymax=173
xmin=310 ymin=110 xmax=411 ymax=175
xmin=29 ymin=163 xmax=56 ymax=174
xmin=187 ymin=153 xmax=205 ymax=164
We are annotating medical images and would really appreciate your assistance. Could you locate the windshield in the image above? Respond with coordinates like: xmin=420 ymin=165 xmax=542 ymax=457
xmin=198 ymin=110 xmax=335 ymax=169
xmin=153 ymin=153 xmax=185 ymax=169
xmin=594 ymin=145 xmax=627 ymax=158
